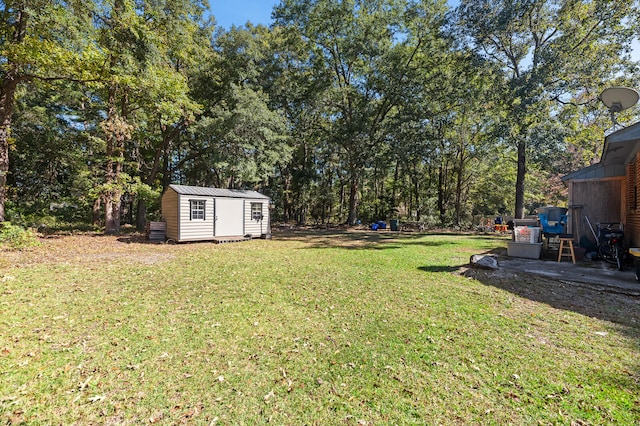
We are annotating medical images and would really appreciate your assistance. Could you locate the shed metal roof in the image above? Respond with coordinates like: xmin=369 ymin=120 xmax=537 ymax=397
xmin=168 ymin=184 xmax=269 ymax=200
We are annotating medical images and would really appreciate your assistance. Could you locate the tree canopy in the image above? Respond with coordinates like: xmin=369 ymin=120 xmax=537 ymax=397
xmin=3 ymin=0 xmax=640 ymax=231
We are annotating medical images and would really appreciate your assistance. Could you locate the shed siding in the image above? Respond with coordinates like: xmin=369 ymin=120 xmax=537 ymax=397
xmin=244 ymin=199 xmax=269 ymax=237
xmin=162 ymin=185 xmax=270 ymax=242
xmin=568 ymin=177 xmax=624 ymax=244
xmin=177 ymin=195 xmax=215 ymax=241
xmin=162 ymin=189 xmax=179 ymax=240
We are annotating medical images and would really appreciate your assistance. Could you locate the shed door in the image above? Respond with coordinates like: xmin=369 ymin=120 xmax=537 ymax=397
xmin=214 ymin=198 xmax=244 ymax=237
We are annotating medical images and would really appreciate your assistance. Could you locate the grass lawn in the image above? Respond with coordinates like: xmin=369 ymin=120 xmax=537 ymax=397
xmin=1 ymin=230 xmax=639 ymax=424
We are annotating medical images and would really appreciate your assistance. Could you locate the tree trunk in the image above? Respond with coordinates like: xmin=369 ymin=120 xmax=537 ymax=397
xmin=339 ymin=177 xmax=346 ymax=222
xmin=103 ymin=84 xmax=127 ymax=235
xmin=92 ymin=197 xmax=102 ymax=225
xmin=391 ymin=159 xmax=399 ymax=210
xmin=454 ymin=144 xmax=466 ymax=227
xmin=515 ymin=139 xmax=526 ymax=219
xmin=437 ymin=163 xmax=446 ymax=224
xmin=413 ymin=175 xmax=420 ymax=222
xmin=0 ymin=75 xmax=18 ymax=222
xmin=136 ymin=199 xmax=147 ymax=231
xmin=0 ymin=8 xmax=27 ymax=222
xmin=135 ymin=125 xmax=172 ymax=231
xmin=281 ymin=166 xmax=293 ymax=222
xmin=347 ymin=169 xmax=359 ymax=226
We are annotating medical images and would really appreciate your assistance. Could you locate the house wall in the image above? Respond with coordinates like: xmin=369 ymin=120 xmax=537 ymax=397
xmin=567 ymin=177 xmax=624 ymax=245
xmin=244 ymin=199 xmax=270 ymax=237
xmin=625 ymin=155 xmax=640 ymax=247
xmin=177 ymin=194 xmax=215 ymax=242
xmin=161 ymin=189 xmax=179 ymax=241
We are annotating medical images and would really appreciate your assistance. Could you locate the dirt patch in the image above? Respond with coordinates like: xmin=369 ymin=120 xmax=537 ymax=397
xmin=1 ymin=233 xmax=177 ymax=269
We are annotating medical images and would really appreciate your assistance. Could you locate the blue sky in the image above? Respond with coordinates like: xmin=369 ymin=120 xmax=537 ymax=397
xmin=210 ymin=1 xmax=279 ymax=28
xmin=209 ymin=1 xmax=637 ymax=62
xmin=209 ymin=1 xmax=461 ymax=28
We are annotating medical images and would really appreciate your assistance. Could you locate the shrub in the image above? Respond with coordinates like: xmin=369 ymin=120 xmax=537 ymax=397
xmin=0 ymin=222 xmax=41 ymax=250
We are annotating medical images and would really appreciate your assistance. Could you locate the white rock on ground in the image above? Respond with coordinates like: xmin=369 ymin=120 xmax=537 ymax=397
xmin=470 ymin=254 xmax=499 ymax=270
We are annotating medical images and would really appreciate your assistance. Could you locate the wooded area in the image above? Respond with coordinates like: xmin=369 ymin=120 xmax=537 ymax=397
xmin=2 ymin=0 xmax=639 ymax=233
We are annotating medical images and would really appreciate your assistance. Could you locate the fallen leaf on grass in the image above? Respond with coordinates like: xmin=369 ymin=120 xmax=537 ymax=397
xmin=78 ymin=375 xmax=93 ymax=391
xmin=182 ymin=404 xmax=204 ymax=420
xmin=148 ymin=412 xmax=164 ymax=423
xmin=505 ymin=392 xmax=520 ymax=401
xmin=264 ymin=390 xmax=275 ymax=401
xmin=7 ymin=410 xmax=25 ymax=424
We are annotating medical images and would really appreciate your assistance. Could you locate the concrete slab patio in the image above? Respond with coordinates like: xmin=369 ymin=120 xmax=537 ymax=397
xmin=498 ymin=255 xmax=640 ymax=293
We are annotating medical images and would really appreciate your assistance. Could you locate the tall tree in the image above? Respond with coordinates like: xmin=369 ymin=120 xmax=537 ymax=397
xmin=91 ymin=0 xmax=208 ymax=233
xmin=0 ymin=0 xmax=95 ymax=221
xmin=274 ymin=0 xmax=450 ymax=225
xmin=9 ymin=82 xmax=101 ymax=220
xmin=186 ymin=25 xmax=291 ymax=190
xmin=457 ymin=0 xmax=638 ymax=218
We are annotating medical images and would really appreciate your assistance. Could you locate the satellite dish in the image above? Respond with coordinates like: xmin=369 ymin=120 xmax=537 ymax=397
xmin=599 ymin=87 xmax=639 ymax=130
xmin=600 ymin=87 xmax=639 ymax=112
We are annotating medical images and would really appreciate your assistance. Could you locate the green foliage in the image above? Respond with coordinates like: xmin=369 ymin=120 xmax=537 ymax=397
xmin=273 ymin=0 xmax=453 ymax=224
xmin=0 ymin=222 xmax=40 ymax=250
xmin=189 ymin=83 xmax=290 ymax=187
xmin=456 ymin=0 xmax=638 ymax=217
xmin=3 ymin=0 xmax=640 ymax=230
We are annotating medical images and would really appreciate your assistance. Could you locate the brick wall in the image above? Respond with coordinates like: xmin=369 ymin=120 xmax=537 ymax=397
xmin=626 ymin=154 xmax=640 ymax=247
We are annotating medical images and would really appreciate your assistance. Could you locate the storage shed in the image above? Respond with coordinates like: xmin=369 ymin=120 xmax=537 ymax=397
xmin=562 ymin=121 xmax=640 ymax=246
xmin=161 ymin=184 xmax=270 ymax=242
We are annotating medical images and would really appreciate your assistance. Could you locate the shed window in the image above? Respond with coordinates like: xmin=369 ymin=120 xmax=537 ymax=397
xmin=190 ymin=200 xmax=206 ymax=220
xmin=251 ymin=203 xmax=263 ymax=221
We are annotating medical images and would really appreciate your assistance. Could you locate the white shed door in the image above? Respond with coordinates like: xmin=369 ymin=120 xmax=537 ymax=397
xmin=214 ymin=198 xmax=244 ymax=237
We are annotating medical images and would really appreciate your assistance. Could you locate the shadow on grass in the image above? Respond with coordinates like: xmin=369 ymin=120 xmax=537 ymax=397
xmin=466 ymin=260 xmax=640 ymax=330
xmin=275 ymin=229 xmax=472 ymax=250
xmin=418 ymin=265 xmax=461 ymax=273
xmin=117 ymin=236 xmax=167 ymax=244
xmin=469 ymin=260 xmax=640 ymax=379
xmin=416 ymin=246 xmax=640 ymax=379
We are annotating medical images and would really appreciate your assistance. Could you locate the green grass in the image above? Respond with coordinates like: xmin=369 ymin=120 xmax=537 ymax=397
xmin=1 ymin=231 xmax=639 ymax=424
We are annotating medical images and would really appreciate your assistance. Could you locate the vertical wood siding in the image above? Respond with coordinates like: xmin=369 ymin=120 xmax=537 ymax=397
xmin=569 ymin=178 xmax=623 ymax=244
